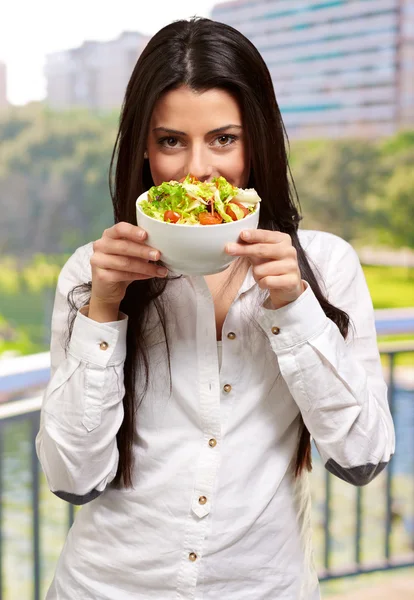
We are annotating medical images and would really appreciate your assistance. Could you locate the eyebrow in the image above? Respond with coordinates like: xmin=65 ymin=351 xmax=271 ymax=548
xmin=152 ymin=124 xmax=243 ymax=136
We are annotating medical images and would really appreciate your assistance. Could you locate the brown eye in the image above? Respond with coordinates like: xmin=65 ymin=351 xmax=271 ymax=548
xmin=218 ymin=135 xmax=230 ymax=145
xmin=157 ymin=136 xmax=183 ymax=150
xmin=213 ymin=134 xmax=237 ymax=148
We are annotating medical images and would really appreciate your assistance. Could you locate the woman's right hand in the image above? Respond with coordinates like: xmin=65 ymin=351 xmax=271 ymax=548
xmin=88 ymin=222 xmax=167 ymax=321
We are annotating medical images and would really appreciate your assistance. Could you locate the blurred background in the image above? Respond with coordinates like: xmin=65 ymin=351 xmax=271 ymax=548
xmin=0 ymin=1 xmax=413 ymax=598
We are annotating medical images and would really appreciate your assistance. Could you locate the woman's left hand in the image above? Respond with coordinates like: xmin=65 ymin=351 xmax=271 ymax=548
xmin=225 ymin=229 xmax=306 ymax=309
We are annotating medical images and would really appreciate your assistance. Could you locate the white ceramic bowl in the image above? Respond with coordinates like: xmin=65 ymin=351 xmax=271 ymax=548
xmin=136 ymin=191 xmax=260 ymax=276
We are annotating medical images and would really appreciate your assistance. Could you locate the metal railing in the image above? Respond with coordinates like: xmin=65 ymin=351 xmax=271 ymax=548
xmin=0 ymin=343 xmax=413 ymax=599
xmin=319 ymin=341 xmax=414 ymax=580
xmin=0 ymin=397 xmax=76 ymax=600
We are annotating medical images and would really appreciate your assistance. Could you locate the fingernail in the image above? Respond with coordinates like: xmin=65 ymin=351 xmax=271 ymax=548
xmin=137 ymin=230 xmax=145 ymax=239
xmin=149 ymin=251 xmax=159 ymax=261
xmin=242 ymin=231 xmax=250 ymax=240
xmin=226 ymin=244 xmax=236 ymax=255
xmin=157 ymin=267 xmax=168 ymax=277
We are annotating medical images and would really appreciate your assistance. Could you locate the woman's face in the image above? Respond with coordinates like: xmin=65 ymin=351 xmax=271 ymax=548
xmin=147 ymin=86 xmax=249 ymax=188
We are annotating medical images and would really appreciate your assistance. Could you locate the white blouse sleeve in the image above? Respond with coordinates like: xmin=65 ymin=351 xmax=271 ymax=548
xmin=35 ymin=246 xmax=128 ymax=504
xmin=257 ymin=238 xmax=395 ymax=486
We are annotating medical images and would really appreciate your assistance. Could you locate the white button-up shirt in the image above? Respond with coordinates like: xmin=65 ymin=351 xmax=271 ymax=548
xmin=36 ymin=229 xmax=395 ymax=600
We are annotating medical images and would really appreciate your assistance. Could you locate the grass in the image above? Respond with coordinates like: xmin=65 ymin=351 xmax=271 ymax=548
xmin=377 ymin=334 xmax=414 ymax=368
xmin=0 ymin=288 xmax=54 ymax=354
xmin=362 ymin=265 xmax=414 ymax=368
xmin=0 ymin=255 xmax=63 ymax=355
xmin=0 ymin=263 xmax=412 ymax=357
xmin=362 ymin=265 xmax=414 ymax=310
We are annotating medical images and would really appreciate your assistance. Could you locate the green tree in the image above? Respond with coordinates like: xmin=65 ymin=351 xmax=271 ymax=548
xmin=1 ymin=104 xmax=413 ymax=255
xmin=291 ymin=139 xmax=381 ymax=241
xmin=0 ymin=105 xmax=118 ymax=257
xmin=366 ymin=135 xmax=414 ymax=250
xmin=367 ymin=163 xmax=414 ymax=249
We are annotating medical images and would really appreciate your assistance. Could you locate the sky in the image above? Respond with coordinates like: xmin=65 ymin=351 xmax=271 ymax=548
xmin=1 ymin=0 xmax=224 ymax=105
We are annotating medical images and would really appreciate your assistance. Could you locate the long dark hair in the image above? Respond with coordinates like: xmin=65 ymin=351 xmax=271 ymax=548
xmin=68 ymin=17 xmax=349 ymax=487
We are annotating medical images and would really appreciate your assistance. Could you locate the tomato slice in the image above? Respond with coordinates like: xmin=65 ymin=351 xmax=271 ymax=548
xmin=232 ymin=200 xmax=250 ymax=216
xmin=225 ymin=205 xmax=237 ymax=221
xmin=164 ymin=210 xmax=181 ymax=223
xmin=225 ymin=200 xmax=250 ymax=221
xmin=199 ymin=211 xmax=223 ymax=225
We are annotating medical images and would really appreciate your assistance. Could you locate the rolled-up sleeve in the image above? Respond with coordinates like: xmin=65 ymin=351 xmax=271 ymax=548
xmin=257 ymin=239 xmax=395 ymax=486
xmin=36 ymin=245 xmax=128 ymax=504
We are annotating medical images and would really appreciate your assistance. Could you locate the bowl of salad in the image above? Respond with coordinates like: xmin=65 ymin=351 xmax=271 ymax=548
xmin=136 ymin=175 xmax=261 ymax=276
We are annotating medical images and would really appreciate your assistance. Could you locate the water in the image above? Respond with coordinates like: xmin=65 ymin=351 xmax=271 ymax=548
xmin=390 ymin=389 xmax=414 ymax=474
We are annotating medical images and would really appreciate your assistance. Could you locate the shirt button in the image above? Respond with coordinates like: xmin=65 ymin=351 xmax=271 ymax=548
xmin=99 ymin=341 xmax=109 ymax=351
xmin=227 ymin=332 xmax=236 ymax=340
xmin=223 ymin=384 xmax=232 ymax=393
xmin=271 ymin=326 xmax=281 ymax=335
xmin=208 ymin=438 xmax=217 ymax=448
xmin=198 ymin=495 xmax=207 ymax=505
xmin=189 ymin=552 xmax=198 ymax=562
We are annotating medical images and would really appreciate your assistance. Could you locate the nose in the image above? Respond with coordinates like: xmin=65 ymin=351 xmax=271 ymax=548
xmin=186 ymin=145 xmax=213 ymax=181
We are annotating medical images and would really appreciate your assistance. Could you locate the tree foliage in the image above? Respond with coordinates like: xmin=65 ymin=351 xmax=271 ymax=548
xmin=0 ymin=105 xmax=118 ymax=257
xmin=291 ymin=139 xmax=383 ymax=242
xmin=0 ymin=105 xmax=413 ymax=256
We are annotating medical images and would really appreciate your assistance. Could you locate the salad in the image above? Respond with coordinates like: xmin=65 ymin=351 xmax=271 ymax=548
xmin=139 ymin=175 xmax=261 ymax=225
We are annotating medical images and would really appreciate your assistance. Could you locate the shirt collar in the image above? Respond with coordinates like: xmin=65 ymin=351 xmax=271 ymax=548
xmin=238 ymin=266 xmax=256 ymax=297
xmin=186 ymin=264 xmax=257 ymax=300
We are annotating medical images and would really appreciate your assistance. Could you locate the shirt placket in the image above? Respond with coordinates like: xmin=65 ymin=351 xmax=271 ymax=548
xmin=175 ymin=278 xmax=222 ymax=600
xmin=217 ymin=301 xmax=244 ymax=439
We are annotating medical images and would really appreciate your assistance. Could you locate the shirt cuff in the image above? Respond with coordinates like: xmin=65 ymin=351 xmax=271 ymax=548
xmin=257 ymin=281 xmax=328 ymax=350
xmin=68 ymin=307 xmax=128 ymax=367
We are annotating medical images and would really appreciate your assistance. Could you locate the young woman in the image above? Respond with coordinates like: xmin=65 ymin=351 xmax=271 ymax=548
xmin=36 ymin=17 xmax=395 ymax=600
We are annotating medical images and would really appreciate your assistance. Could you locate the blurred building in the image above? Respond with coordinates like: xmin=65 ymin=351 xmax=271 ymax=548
xmin=45 ymin=32 xmax=149 ymax=111
xmin=212 ymin=0 xmax=414 ymax=138
xmin=0 ymin=61 xmax=8 ymax=109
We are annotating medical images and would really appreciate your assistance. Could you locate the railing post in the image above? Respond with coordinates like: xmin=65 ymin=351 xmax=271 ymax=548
xmin=324 ymin=469 xmax=332 ymax=573
xmin=0 ymin=342 xmax=413 ymax=592
xmin=385 ymin=352 xmax=396 ymax=562
xmin=31 ymin=413 xmax=41 ymax=600
xmin=0 ymin=421 xmax=4 ymax=600
xmin=355 ymin=486 xmax=362 ymax=568
xmin=68 ymin=503 xmax=75 ymax=530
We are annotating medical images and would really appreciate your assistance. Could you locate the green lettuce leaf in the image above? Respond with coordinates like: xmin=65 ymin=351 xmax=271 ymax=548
xmin=212 ymin=176 xmax=238 ymax=201
xmin=213 ymin=190 xmax=233 ymax=223
xmin=143 ymin=175 xmax=252 ymax=225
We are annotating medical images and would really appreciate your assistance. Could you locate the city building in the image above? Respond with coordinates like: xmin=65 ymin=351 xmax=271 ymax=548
xmin=212 ymin=0 xmax=414 ymax=138
xmin=0 ymin=61 xmax=8 ymax=110
xmin=45 ymin=31 xmax=149 ymax=111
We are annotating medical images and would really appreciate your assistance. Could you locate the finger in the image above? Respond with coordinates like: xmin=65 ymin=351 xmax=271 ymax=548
xmin=225 ymin=242 xmax=282 ymax=260
xmin=253 ymin=259 xmax=298 ymax=279
xmin=91 ymin=252 xmax=168 ymax=278
xmin=239 ymin=229 xmax=289 ymax=244
xmin=103 ymin=222 xmax=148 ymax=242
xmin=96 ymin=269 xmax=154 ymax=283
xmin=256 ymin=273 xmax=300 ymax=293
xmin=94 ymin=237 xmax=161 ymax=262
